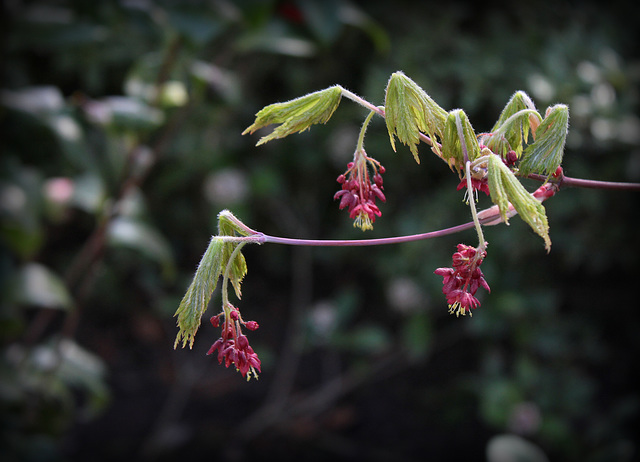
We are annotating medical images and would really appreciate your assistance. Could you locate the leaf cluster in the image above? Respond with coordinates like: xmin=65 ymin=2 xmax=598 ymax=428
xmin=173 ymin=211 xmax=249 ymax=349
xmin=243 ymin=71 xmax=569 ymax=249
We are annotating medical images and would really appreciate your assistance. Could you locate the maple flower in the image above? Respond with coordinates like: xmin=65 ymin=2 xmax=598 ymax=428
xmin=207 ymin=304 xmax=261 ymax=380
xmin=434 ymin=244 xmax=490 ymax=317
xmin=456 ymin=176 xmax=490 ymax=197
xmin=334 ymin=152 xmax=386 ymax=231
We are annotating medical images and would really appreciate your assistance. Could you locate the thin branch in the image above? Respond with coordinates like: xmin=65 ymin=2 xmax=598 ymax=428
xmin=257 ymin=220 xmax=479 ymax=247
xmin=527 ymin=173 xmax=640 ymax=191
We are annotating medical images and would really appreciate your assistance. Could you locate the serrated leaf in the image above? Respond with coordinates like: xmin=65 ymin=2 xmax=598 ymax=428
xmin=384 ymin=71 xmax=447 ymax=163
xmin=487 ymin=110 xmax=542 ymax=158
xmin=174 ymin=211 xmax=252 ymax=349
xmin=173 ymin=236 xmax=225 ymax=349
xmin=242 ymin=85 xmax=343 ymax=145
xmin=217 ymin=210 xmax=250 ymax=299
xmin=519 ymin=104 xmax=569 ymax=176
xmin=490 ymin=91 xmax=537 ymax=133
xmin=487 ymin=154 xmax=513 ymax=223
xmin=487 ymin=91 xmax=541 ymax=158
xmin=442 ymin=109 xmax=480 ymax=172
xmin=487 ymin=154 xmax=551 ymax=251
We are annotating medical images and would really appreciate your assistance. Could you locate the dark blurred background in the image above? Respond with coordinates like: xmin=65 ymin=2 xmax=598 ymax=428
xmin=2 ymin=1 xmax=639 ymax=461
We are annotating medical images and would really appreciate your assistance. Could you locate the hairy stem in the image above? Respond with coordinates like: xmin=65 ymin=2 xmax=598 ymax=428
xmin=466 ymin=161 xmax=487 ymax=251
xmin=340 ymin=87 xmax=385 ymax=117
xmin=221 ymin=241 xmax=247 ymax=307
xmin=527 ymin=173 xmax=640 ymax=191
xmin=257 ymin=220 xmax=481 ymax=246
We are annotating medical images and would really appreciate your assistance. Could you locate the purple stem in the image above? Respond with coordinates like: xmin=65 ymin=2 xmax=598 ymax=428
xmin=257 ymin=220 xmax=480 ymax=247
xmin=528 ymin=173 xmax=640 ymax=191
xmin=252 ymin=172 xmax=640 ymax=248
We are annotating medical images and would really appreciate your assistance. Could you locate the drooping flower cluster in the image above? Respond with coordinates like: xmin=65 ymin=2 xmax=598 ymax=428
xmin=456 ymin=175 xmax=490 ymax=197
xmin=207 ymin=304 xmax=261 ymax=380
xmin=434 ymin=244 xmax=490 ymax=317
xmin=334 ymin=152 xmax=386 ymax=231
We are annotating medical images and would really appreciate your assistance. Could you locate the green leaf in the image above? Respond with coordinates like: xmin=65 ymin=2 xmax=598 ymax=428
xmin=442 ymin=109 xmax=480 ymax=172
xmin=486 ymin=91 xmax=541 ymax=159
xmin=174 ymin=236 xmax=225 ymax=349
xmin=218 ymin=210 xmax=250 ymax=299
xmin=519 ymin=104 xmax=569 ymax=176
xmin=384 ymin=71 xmax=447 ymax=163
xmin=487 ymin=154 xmax=551 ymax=251
xmin=487 ymin=154 xmax=513 ymax=223
xmin=173 ymin=210 xmax=251 ymax=349
xmin=490 ymin=91 xmax=537 ymax=133
xmin=242 ymin=85 xmax=343 ymax=145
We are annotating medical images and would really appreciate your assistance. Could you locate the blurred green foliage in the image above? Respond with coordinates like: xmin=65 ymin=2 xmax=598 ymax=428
xmin=1 ymin=1 xmax=639 ymax=461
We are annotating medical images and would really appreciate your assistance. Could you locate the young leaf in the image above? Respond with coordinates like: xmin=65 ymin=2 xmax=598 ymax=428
xmin=384 ymin=71 xmax=447 ymax=163
xmin=487 ymin=154 xmax=512 ymax=222
xmin=490 ymin=91 xmax=537 ymax=133
xmin=218 ymin=210 xmax=250 ymax=298
xmin=487 ymin=154 xmax=551 ymax=251
xmin=486 ymin=91 xmax=540 ymax=158
xmin=174 ymin=211 xmax=250 ymax=349
xmin=442 ymin=109 xmax=480 ymax=172
xmin=519 ymin=104 xmax=569 ymax=176
xmin=174 ymin=236 xmax=226 ymax=349
xmin=242 ymin=85 xmax=343 ymax=145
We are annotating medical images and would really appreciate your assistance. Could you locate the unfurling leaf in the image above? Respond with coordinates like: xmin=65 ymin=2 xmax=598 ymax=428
xmin=242 ymin=85 xmax=343 ymax=145
xmin=485 ymin=91 xmax=541 ymax=159
xmin=173 ymin=236 xmax=225 ymax=349
xmin=384 ymin=71 xmax=447 ymax=163
xmin=174 ymin=210 xmax=250 ymax=349
xmin=442 ymin=109 xmax=481 ymax=172
xmin=487 ymin=154 xmax=551 ymax=251
xmin=490 ymin=91 xmax=538 ymax=134
xmin=487 ymin=154 xmax=512 ymax=223
xmin=518 ymin=104 xmax=569 ymax=176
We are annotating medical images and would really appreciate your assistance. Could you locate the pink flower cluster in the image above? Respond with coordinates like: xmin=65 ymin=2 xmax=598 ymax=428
xmin=334 ymin=158 xmax=386 ymax=231
xmin=207 ymin=305 xmax=261 ymax=380
xmin=434 ymin=244 xmax=490 ymax=317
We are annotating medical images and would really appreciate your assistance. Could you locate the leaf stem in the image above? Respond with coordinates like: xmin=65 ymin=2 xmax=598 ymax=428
xmin=221 ymin=241 xmax=247 ymax=307
xmin=340 ymin=87 xmax=385 ymax=117
xmin=257 ymin=220 xmax=482 ymax=247
xmin=340 ymin=88 xmax=437 ymax=149
xmin=527 ymin=173 xmax=640 ymax=191
xmin=466 ymin=161 xmax=487 ymax=251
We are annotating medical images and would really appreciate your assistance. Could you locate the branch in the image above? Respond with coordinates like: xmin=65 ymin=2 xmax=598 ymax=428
xmin=527 ymin=173 xmax=640 ymax=191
